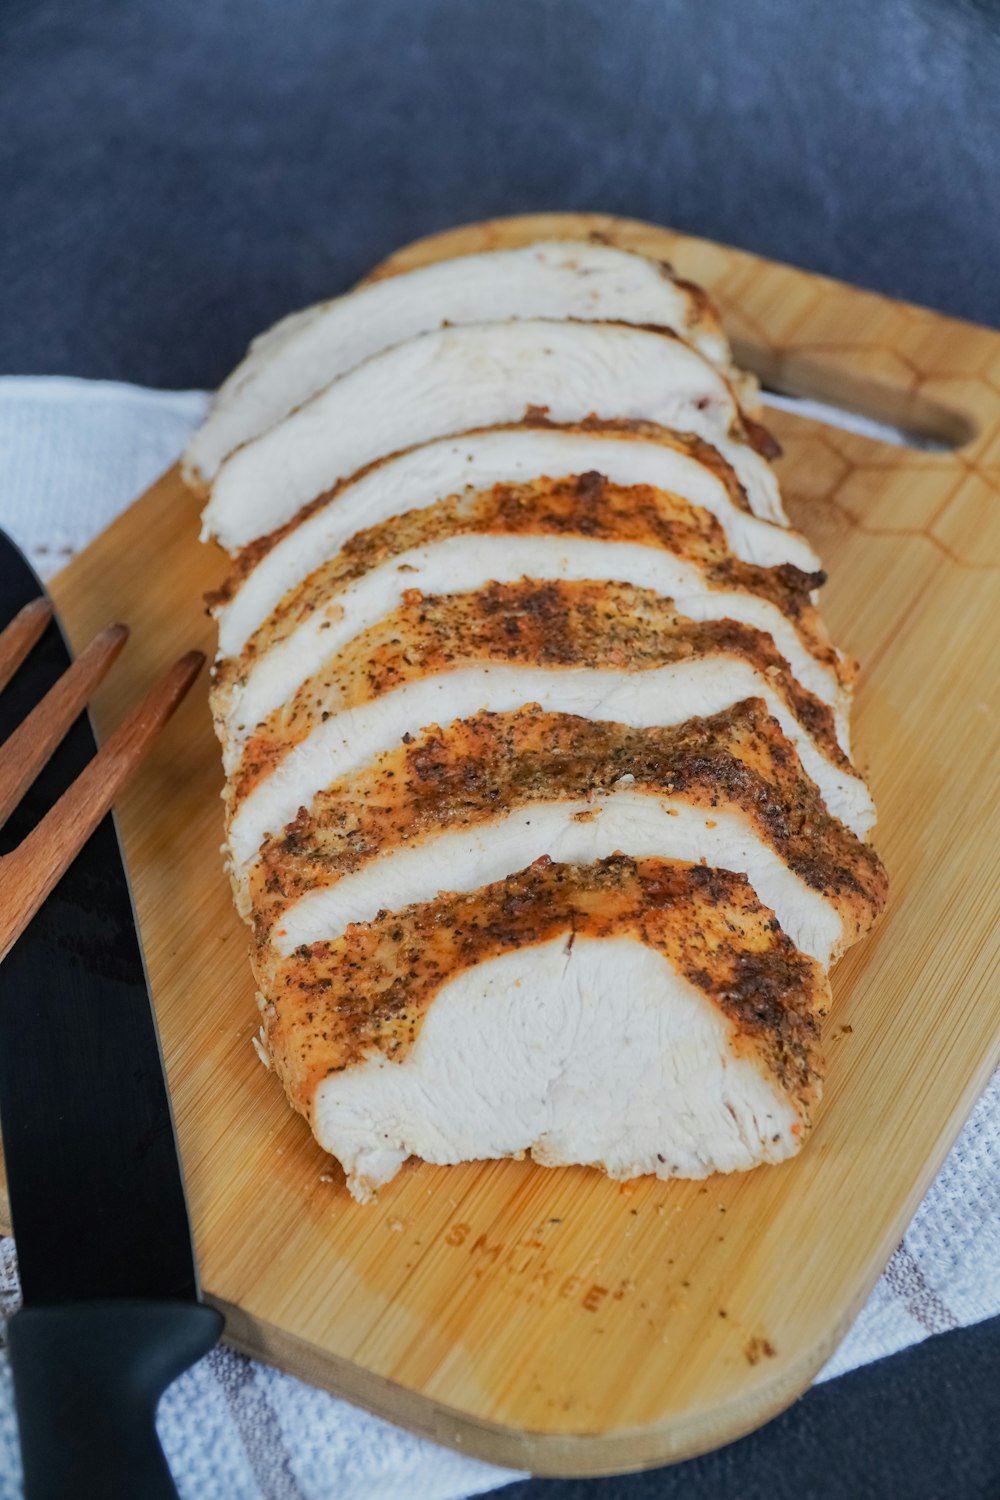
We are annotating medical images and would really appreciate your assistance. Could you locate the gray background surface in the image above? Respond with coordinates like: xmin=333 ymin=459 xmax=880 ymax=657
xmin=1 ymin=0 xmax=998 ymax=387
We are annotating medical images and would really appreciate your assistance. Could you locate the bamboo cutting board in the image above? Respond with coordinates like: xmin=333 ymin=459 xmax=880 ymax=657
xmin=18 ymin=215 xmax=1000 ymax=1474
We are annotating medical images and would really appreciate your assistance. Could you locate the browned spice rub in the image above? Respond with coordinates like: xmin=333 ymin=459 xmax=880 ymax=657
xmin=260 ymin=855 xmax=828 ymax=1121
xmin=217 ymin=472 xmax=837 ymax=698
xmin=209 ymin=419 xmax=761 ymax=608
xmin=231 ymin=578 xmax=855 ymax=803
xmin=250 ymin=699 xmax=886 ymax=945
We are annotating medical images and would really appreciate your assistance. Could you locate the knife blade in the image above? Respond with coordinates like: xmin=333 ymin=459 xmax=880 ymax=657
xmin=0 ymin=531 xmax=222 ymax=1499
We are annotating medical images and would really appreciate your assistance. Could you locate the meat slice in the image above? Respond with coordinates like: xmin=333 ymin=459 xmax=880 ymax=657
xmin=201 ymin=321 xmax=783 ymax=550
xmin=224 ymin=580 xmax=874 ymax=869
xmin=183 ymin=241 xmax=739 ymax=484
xmin=197 ymin=232 xmax=887 ymax=1202
xmin=214 ymin=422 xmax=821 ymax=660
xmin=255 ymin=857 xmax=828 ymax=1202
xmin=247 ymin=701 xmax=887 ymax=968
xmin=215 ymin=474 xmax=846 ymax=755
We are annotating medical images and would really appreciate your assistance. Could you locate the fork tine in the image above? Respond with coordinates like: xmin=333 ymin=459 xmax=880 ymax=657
xmin=0 ymin=599 xmax=54 ymax=694
xmin=0 ymin=624 xmax=129 ymax=833
xmin=0 ymin=650 xmax=204 ymax=964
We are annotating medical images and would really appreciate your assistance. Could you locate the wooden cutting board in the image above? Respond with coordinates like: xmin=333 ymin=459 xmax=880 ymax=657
xmin=13 ymin=214 xmax=1000 ymax=1475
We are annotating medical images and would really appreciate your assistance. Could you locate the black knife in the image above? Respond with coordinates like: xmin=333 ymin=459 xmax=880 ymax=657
xmin=0 ymin=531 xmax=223 ymax=1499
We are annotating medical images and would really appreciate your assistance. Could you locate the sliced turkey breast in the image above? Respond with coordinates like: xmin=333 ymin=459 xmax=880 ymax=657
xmin=214 ymin=422 xmax=820 ymax=659
xmin=197 ymin=233 xmax=888 ymax=1202
xmin=215 ymin=474 xmax=847 ymax=756
xmin=183 ymin=241 xmax=738 ymax=485
xmin=201 ymin=321 xmax=784 ymax=550
xmin=224 ymin=580 xmax=875 ymax=868
xmin=255 ymin=857 xmax=828 ymax=1202
xmin=247 ymin=701 xmax=886 ymax=968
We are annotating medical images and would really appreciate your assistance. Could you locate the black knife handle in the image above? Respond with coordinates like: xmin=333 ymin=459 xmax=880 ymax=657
xmin=7 ymin=1299 xmax=224 ymax=1500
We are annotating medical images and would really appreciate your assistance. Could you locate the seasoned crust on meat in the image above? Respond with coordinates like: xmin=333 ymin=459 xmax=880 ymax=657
xmin=208 ymin=419 xmax=761 ymax=608
xmin=217 ymin=472 xmax=839 ymax=701
xmin=259 ymin=855 xmax=828 ymax=1121
xmin=250 ymin=699 xmax=886 ymax=948
xmin=229 ymin=578 xmax=853 ymax=801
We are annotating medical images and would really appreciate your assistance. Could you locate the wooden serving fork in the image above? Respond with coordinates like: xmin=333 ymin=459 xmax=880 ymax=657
xmin=0 ymin=597 xmax=204 ymax=963
xmin=0 ymin=576 xmax=223 ymax=1499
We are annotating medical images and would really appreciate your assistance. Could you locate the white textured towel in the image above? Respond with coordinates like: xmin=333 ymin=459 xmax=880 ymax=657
xmin=0 ymin=376 xmax=997 ymax=1499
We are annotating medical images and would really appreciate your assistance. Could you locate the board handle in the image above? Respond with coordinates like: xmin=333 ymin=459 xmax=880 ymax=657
xmin=7 ymin=1299 xmax=224 ymax=1500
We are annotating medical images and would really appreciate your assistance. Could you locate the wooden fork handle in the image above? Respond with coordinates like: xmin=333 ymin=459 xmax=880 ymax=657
xmin=0 ymin=651 xmax=204 ymax=964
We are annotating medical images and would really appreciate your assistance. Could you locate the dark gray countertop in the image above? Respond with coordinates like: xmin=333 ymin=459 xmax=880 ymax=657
xmin=2 ymin=0 xmax=998 ymax=387
xmin=2 ymin=2 xmax=999 ymax=1496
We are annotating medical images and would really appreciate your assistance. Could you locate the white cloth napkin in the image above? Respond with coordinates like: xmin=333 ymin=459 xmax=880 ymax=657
xmin=0 ymin=375 xmax=997 ymax=1499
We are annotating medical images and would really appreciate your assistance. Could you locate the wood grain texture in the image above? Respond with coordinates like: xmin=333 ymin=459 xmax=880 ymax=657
xmin=15 ymin=215 xmax=1000 ymax=1474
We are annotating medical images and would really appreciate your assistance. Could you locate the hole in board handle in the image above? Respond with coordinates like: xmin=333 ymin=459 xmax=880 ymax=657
xmin=733 ymin=341 xmax=978 ymax=453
